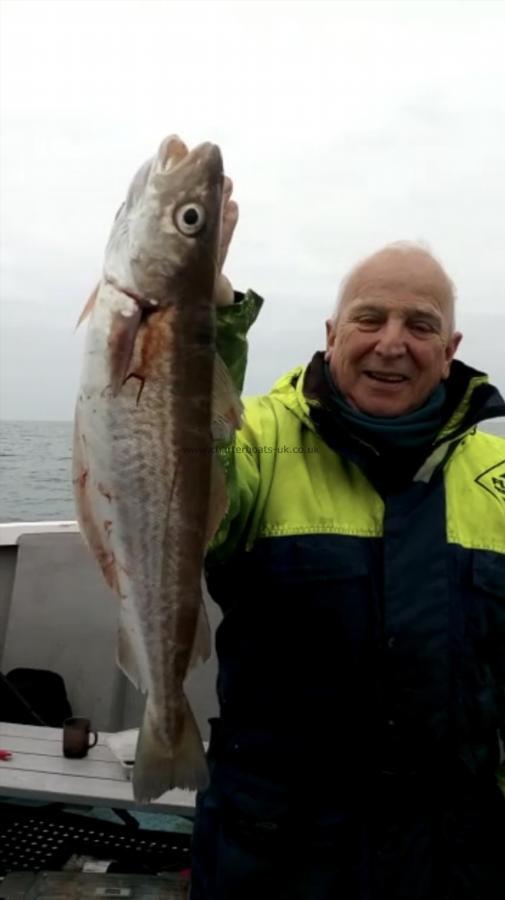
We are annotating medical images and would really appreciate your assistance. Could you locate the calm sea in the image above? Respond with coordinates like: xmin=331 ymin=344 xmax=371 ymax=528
xmin=0 ymin=421 xmax=74 ymax=523
xmin=0 ymin=418 xmax=504 ymax=524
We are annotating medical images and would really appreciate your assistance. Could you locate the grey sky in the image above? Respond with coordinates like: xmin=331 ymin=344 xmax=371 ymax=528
xmin=1 ymin=0 xmax=504 ymax=420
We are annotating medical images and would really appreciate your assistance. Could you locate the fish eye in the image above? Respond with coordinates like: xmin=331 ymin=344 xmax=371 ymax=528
xmin=174 ymin=203 xmax=206 ymax=236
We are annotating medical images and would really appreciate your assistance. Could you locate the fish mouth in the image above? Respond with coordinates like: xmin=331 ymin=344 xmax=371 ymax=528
xmin=155 ymin=135 xmax=223 ymax=184
xmin=158 ymin=135 xmax=189 ymax=170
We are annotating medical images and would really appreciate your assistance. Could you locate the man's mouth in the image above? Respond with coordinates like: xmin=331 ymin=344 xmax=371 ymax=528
xmin=364 ymin=371 xmax=409 ymax=384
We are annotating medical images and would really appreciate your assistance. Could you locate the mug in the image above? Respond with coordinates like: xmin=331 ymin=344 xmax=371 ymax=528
xmin=62 ymin=717 xmax=98 ymax=759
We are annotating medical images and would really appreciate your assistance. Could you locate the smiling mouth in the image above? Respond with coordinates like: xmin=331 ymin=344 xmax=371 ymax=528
xmin=364 ymin=371 xmax=409 ymax=384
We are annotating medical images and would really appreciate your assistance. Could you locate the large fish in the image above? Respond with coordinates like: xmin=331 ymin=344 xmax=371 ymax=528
xmin=73 ymin=135 xmax=241 ymax=802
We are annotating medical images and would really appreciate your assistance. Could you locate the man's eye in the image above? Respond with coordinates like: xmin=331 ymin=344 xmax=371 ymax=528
xmin=410 ymin=321 xmax=434 ymax=334
xmin=356 ymin=316 xmax=381 ymax=328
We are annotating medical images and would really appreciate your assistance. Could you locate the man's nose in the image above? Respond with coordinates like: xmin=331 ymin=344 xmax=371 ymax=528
xmin=374 ymin=319 xmax=407 ymax=357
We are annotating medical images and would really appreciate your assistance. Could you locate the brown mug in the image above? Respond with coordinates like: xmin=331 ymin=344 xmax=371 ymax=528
xmin=62 ymin=717 xmax=98 ymax=759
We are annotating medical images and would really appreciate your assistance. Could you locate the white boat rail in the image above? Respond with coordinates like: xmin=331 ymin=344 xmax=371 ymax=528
xmin=0 ymin=521 xmax=79 ymax=547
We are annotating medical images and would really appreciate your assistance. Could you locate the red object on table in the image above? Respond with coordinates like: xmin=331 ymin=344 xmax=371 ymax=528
xmin=0 ymin=749 xmax=12 ymax=761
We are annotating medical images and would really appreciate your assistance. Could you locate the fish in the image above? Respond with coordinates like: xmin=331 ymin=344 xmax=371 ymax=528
xmin=72 ymin=135 xmax=242 ymax=802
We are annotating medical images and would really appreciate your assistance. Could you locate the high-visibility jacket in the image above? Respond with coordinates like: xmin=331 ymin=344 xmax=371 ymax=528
xmin=191 ymin=291 xmax=505 ymax=900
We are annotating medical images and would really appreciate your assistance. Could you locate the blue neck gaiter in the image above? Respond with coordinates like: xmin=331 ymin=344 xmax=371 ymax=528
xmin=323 ymin=361 xmax=447 ymax=454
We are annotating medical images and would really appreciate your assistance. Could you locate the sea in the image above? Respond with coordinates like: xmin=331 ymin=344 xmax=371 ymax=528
xmin=0 ymin=418 xmax=504 ymax=524
xmin=0 ymin=421 xmax=75 ymax=523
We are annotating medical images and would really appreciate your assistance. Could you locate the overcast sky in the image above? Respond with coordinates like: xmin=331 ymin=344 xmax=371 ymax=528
xmin=1 ymin=0 xmax=504 ymax=420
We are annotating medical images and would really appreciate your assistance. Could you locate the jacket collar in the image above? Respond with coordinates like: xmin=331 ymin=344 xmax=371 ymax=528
xmin=269 ymin=354 xmax=505 ymax=441
xmin=267 ymin=355 xmax=504 ymax=491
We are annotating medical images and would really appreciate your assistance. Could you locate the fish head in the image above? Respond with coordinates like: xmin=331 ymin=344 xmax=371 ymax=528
xmin=104 ymin=136 xmax=224 ymax=305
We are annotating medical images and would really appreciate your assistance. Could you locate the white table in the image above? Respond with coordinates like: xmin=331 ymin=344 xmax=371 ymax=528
xmin=0 ymin=722 xmax=196 ymax=815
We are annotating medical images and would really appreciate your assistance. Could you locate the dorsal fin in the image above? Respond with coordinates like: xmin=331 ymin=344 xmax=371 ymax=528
xmin=76 ymin=282 xmax=100 ymax=329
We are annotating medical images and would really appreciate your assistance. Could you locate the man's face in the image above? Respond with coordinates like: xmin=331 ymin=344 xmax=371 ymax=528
xmin=325 ymin=250 xmax=462 ymax=417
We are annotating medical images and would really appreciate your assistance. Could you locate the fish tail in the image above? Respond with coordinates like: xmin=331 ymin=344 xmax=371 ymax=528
xmin=132 ymin=699 xmax=209 ymax=803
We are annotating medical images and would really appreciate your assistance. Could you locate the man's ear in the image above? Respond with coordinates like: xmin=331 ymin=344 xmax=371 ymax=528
xmin=442 ymin=331 xmax=463 ymax=379
xmin=325 ymin=319 xmax=336 ymax=361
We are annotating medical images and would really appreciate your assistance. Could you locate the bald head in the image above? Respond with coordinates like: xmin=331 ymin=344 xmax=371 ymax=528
xmin=335 ymin=242 xmax=456 ymax=335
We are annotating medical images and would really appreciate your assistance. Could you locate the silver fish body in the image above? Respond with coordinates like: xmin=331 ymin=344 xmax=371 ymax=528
xmin=73 ymin=136 xmax=239 ymax=802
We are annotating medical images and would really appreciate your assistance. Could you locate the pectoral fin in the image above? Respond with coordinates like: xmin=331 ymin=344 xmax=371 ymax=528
xmin=108 ymin=308 xmax=143 ymax=396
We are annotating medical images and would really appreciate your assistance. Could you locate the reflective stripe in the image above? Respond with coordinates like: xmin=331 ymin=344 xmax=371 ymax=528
xmin=445 ymin=431 xmax=505 ymax=552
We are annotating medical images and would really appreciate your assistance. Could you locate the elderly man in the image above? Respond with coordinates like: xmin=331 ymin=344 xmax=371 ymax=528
xmin=190 ymin=194 xmax=505 ymax=898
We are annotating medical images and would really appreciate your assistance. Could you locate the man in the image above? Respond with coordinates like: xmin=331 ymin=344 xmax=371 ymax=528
xmin=190 ymin=188 xmax=505 ymax=899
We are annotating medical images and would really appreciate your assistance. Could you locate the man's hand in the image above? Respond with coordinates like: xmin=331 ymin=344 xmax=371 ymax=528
xmin=214 ymin=176 xmax=239 ymax=306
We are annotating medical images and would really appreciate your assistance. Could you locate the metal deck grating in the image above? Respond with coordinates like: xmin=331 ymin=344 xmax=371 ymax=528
xmin=0 ymin=804 xmax=191 ymax=880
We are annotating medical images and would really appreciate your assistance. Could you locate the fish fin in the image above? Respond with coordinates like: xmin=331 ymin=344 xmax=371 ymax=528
xmin=76 ymin=282 xmax=100 ymax=329
xmin=188 ymin=601 xmax=212 ymax=671
xmin=73 ymin=415 xmax=120 ymax=594
xmin=99 ymin=555 xmax=121 ymax=594
xmin=117 ymin=605 xmax=149 ymax=694
xmin=210 ymin=353 xmax=243 ymax=443
xmin=108 ymin=307 xmax=143 ymax=396
xmin=132 ymin=698 xmax=209 ymax=802
xmin=205 ymin=353 xmax=242 ymax=545
xmin=205 ymin=455 xmax=229 ymax=547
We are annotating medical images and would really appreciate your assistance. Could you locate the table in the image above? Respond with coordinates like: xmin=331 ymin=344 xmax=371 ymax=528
xmin=0 ymin=723 xmax=196 ymax=815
